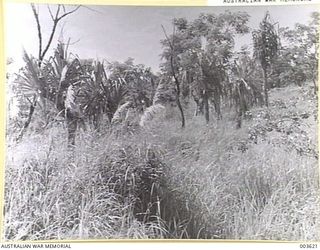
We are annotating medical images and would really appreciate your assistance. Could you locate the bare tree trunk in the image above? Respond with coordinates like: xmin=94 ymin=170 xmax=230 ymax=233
xmin=194 ymin=98 xmax=204 ymax=116
xmin=66 ymin=110 xmax=77 ymax=148
xmin=203 ymin=91 xmax=209 ymax=124
xmin=236 ymin=95 xmax=247 ymax=129
xmin=176 ymin=93 xmax=185 ymax=128
xmin=312 ymin=77 xmax=318 ymax=95
xmin=236 ymin=109 xmax=242 ymax=129
xmin=198 ymin=99 xmax=204 ymax=115
xmin=191 ymin=89 xmax=204 ymax=116
xmin=213 ymin=91 xmax=222 ymax=120
xmin=172 ymin=66 xmax=185 ymax=128
xmin=262 ymin=67 xmax=269 ymax=107
xmin=201 ymin=71 xmax=210 ymax=124
xmin=17 ymin=97 xmax=37 ymax=141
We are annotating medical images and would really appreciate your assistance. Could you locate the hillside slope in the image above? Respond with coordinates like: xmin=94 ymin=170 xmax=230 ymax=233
xmin=144 ymin=83 xmax=319 ymax=240
xmin=4 ymin=83 xmax=319 ymax=240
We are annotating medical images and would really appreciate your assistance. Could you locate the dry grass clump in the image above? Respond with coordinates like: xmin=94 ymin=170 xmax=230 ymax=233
xmin=139 ymin=104 xmax=166 ymax=127
xmin=5 ymin=127 xmax=167 ymax=240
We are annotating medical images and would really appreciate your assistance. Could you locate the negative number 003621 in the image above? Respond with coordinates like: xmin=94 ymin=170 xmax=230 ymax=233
xmin=300 ymin=244 xmax=318 ymax=248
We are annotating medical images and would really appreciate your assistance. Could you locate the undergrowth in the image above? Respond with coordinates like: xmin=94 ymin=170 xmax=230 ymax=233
xmin=4 ymin=84 xmax=319 ymax=241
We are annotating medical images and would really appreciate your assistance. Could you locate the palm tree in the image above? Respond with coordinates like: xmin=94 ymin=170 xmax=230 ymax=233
xmin=253 ymin=11 xmax=279 ymax=107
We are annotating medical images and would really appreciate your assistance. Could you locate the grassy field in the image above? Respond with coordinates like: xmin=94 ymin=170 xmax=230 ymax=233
xmin=4 ymin=83 xmax=319 ymax=241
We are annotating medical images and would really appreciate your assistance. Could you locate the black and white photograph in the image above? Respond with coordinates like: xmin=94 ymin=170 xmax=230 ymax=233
xmin=3 ymin=1 xmax=319 ymax=241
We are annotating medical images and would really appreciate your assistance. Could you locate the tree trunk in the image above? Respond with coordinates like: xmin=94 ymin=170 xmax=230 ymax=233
xmin=198 ymin=99 xmax=204 ymax=115
xmin=312 ymin=77 xmax=318 ymax=95
xmin=170 ymin=58 xmax=185 ymax=128
xmin=66 ymin=109 xmax=77 ymax=148
xmin=203 ymin=91 xmax=209 ymax=124
xmin=160 ymin=25 xmax=185 ymax=129
xmin=213 ymin=91 xmax=222 ymax=120
xmin=193 ymin=95 xmax=204 ymax=116
xmin=262 ymin=67 xmax=269 ymax=107
xmin=17 ymin=101 xmax=36 ymax=141
xmin=93 ymin=112 xmax=101 ymax=131
xmin=236 ymin=108 xmax=242 ymax=129
xmin=236 ymin=94 xmax=247 ymax=129
xmin=176 ymin=92 xmax=185 ymax=128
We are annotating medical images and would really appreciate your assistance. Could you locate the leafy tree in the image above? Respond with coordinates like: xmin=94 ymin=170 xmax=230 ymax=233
xmin=160 ymin=11 xmax=250 ymax=124
xmin=107 ymin=58 xmax=156 ymax=110
xmin=280 ymin=12 xmax=319 ymax=93
xmin=160 ymin=24 xmax=188 ymax=128
xmin=229 ymin=48 xmax=264 ymax=128
xmin=268 ymin=48 xmax=295 ymax=88
xmin=253 ymin=11 xmax=279 ymax=107
xmin=193 ymin=11 xmax=249 ymax=122
xmin=105 ymin=59 xmax=157 ymax=118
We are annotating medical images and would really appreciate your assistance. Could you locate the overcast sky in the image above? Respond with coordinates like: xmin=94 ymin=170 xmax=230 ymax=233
xmin=5 ymin=3 xmax=318 ymax=72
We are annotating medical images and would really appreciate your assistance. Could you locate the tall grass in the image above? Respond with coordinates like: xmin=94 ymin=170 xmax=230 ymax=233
xmin=5 ymin=125 xmax=167 ymax=240
xmin=4 ymin=85 xmax=319 ymax=240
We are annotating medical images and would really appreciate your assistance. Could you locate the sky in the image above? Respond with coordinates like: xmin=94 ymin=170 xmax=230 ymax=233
xmin=5 ymin=3 xmax=318 ymax=73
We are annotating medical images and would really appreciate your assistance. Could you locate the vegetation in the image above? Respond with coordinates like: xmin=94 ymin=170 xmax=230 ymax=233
xmin=4 ymin=7 xmax=319 ymax=240
xmin=253 ymin=11 xmax=279 ymax=107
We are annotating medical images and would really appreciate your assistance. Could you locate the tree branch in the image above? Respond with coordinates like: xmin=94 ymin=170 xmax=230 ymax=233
xmin=57 ymin=5 xmax=81 ymax=22
xmin=31 ymin=4 xmax=42 ymax=64
xmin=55 ymin=5 xmax=61 ymax=19
xmin=47 ymin=5 xmax=55 ymax=21
xmin=40 ymin=5 xmax=81 ymax=62
xmin=40 ymin=19 xmax=59 ymax=61
xmin=161 ymin=25 xmax=174 ymax=50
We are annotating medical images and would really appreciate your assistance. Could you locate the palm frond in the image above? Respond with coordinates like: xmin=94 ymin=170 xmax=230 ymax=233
xmin=139 ymin=104 xmax=165 ymax=127
xmin=18 ymin=50 xmax=45 ymax=97
xmin=65 ymin=84 xmax=81 ymax=116
xmin=111 ymin=101 xmax=133 ymax=124
xmin=153 ymin=79 xmax=167 ymax=105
